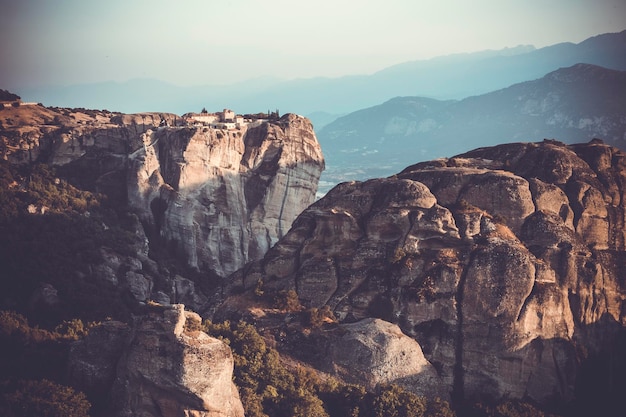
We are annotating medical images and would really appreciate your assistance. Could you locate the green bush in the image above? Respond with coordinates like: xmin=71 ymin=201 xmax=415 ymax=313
xmin=303 ymin=306 xmax=336 ymax=328
xmin=273 ymin=289 xmax=302 ymax=312
xmin=371 ymin=384 xmax=427 ymax=417
xmin=0 ymin=379 xmax=90 ymax=417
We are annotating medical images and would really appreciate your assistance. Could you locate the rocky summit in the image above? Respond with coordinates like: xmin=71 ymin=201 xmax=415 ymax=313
xmin=226 ymin=139 xmax=626 ymax=406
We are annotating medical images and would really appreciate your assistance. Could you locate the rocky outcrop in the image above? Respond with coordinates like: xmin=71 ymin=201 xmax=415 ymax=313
xmin=128 ymin=113 xmax=324 ymax=276
xmin=69 ymin=305 xmax=244 ymax=417
xmin=0 ymin=104 xmax=324 ymax=290
xmin=113 ymin=304 xmax=244 ymax=417
xmin=324 ymin=318 xmax=445 ymax=398
xmin=227 ymin=139 xmax=626 ymax=405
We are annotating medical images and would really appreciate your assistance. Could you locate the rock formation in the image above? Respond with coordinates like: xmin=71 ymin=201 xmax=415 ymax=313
xmin=68 ymin=321 xmax=131 ymax=403
xmin=324 ymin=318 xmax=445 ymax=399
xmin=128 ymin=113 xmax=324 ymax=276
xmin=227 ymin=139 xmax=626 ymax=405
xmin=69 ymin=304 xmax=245 ymax=417
xmin=0 ymin=104 xmax=324 ymax=290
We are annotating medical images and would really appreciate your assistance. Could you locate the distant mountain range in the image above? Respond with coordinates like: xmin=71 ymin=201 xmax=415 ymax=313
xmin=19 ymin=30 xmax=626 ymax=122
xmin=316 ymin=63 xmax=626 ymax=193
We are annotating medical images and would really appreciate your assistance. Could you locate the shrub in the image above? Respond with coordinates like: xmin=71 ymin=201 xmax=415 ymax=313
xmin=391 ymin=247 xmax=407 ymax=263
xmin=203 ymin=320 xmax=454 ymax=417
xmin=371 ymin=384 xmax=427 ymax=417
xmin=273 ymin=289 xmax=302 ymax=312
xmin=304 ymin=306 xmax=336 ymax=328
xmin=254 ymin=280 xmax=265 ymax=298
xmin=1 ymin=379 xmax=91 ymax=417
xmin=0 ymin=310 xmax=96 ymax=343
xmin=53 ymin=318 xmax=97 ymax=341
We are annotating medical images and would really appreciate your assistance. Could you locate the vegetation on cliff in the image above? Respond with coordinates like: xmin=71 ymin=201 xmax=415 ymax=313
xmin=0 ymin=311 xmax=95 ymax=416
xmin=204 ymin=319 xmax=457 ymax=417
xmin=0 ymin=161 xmax=143 ymax=325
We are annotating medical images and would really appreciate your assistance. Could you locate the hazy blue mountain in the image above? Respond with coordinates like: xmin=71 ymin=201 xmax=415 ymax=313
xmin=18 ymin=30 xmax=626 ymax=116
xmin=369 ymin=30 xmax=626 ymax=100
xmin=317 ymin=63 xmax=626 ymax=193
xmin=305 ymin=110 xmax=347 ymax=130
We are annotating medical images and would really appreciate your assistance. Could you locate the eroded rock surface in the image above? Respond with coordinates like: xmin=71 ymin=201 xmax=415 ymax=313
xmin=128 ymin=113 xmax=324 ymax=276
xmin=68 ymin=305 xmax=244 ymax=417
xmin=0 ymin=105 xmax=324 ymax=297
xmin=227 ymin=139 xmax=626 ymax=405
xmin=325 ymin=318 xmax=445 ymax=399
xmin=112 ymin=305 xmax=245 ymax=417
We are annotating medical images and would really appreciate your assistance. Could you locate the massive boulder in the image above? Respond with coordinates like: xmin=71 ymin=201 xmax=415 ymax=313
xmin=324 ymin=318 xmax=445 ymax=399
xmin=227 ymin=139 xmax=626 ymax=405
xmin=69 ymin=305 xmax=245 ymax=417
xmin=113 ymin=304 xmax=244 ymax=417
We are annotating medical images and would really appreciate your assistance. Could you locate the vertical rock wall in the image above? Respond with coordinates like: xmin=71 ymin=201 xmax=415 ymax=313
xmin=127 ymin=114 xmax=324 ymax=276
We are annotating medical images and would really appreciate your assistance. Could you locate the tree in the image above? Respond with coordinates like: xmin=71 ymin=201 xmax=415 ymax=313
xmin=1 ymin=379 xmax=91 ymax=417
xmin=370 ymin=385 xmax=426 ymax=417
xmin=273 ymin=289 xmax=302 ymax=312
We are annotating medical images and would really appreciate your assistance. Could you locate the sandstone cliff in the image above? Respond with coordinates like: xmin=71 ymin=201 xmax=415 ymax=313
xmin=0 ymin=105 xmax=324 ymax=303
xmin=69 ymin=304 xmax=245 ymax=417
xmin=128 ymin=113 xmax=323 ymax=276
xmin=226 ymin=139 xmax=626 ymax=405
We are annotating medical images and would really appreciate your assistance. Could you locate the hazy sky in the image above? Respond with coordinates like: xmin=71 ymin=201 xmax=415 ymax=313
xmin=1 ymin=0 xmax=625 ymax=90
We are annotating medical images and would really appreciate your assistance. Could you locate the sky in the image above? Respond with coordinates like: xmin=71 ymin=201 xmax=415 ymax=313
xmin=1 ymin=0 xmax=625 ymax=91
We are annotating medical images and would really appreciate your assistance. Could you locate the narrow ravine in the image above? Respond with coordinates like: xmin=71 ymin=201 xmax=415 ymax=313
xmin=452 ymin=250 xmax=473 ymax=407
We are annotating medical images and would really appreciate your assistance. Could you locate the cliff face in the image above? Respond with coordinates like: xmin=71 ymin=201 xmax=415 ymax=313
xmin=0 ymin=106 xmax=324 ymax=278
xmin=228 ymin=139 xmax=626 ymax=404
xmin=128 ymin=114 xmax=324 ymax=276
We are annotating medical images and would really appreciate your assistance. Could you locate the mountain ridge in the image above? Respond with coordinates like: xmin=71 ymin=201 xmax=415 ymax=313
xmin=17 ymin=30 xmax=626 ymax=117
xmin=317 ymin=63 xmax=626 ymax=192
